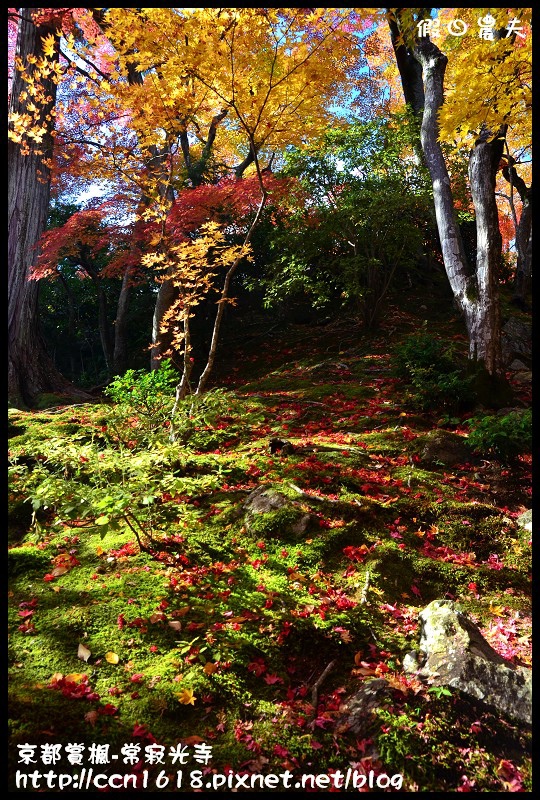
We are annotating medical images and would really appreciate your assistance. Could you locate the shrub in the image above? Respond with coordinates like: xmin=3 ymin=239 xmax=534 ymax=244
xmin=104 ymin=359 xmax=179 ymax=417
xmin=103 ymin=359 xmax=179 ymax=444
xmin=392 ymin=329 xmax=474 ymax=412
xmin=467 ymin=409 xmax=532 ymax=463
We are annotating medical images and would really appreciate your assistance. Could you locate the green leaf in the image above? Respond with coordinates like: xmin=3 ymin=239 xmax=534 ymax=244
xmin=95 ymin=515 xmax=110 ymax=525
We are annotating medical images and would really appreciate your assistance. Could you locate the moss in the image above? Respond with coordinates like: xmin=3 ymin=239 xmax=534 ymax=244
xmin=7 ymin=304 xmax=531 ymax=792
xmin=8 ymin=546 xmax=52 ymax=577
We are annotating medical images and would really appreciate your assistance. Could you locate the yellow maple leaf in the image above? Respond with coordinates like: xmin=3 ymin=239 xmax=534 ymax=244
xmin=105 ymin=652 xmax=120 ymax=664
xmin=65 ymin=673 xmax=86 ymax=683
xmin=41 ymin=33 xmax=56 ymax=58
xmin=176 ymin=687 xmax=196 ymax=705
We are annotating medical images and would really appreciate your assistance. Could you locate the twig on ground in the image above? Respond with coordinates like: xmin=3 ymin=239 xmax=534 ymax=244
xmin=310 ymin=659 xmax=337 ymax=719
xmin=288 ymin=483 xmax=340 ymax=503
xmin=360 ymin=568 xmax=371 ymax=604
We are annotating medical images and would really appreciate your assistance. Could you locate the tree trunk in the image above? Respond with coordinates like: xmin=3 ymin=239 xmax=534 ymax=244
xmin=387 ymin=8 xmax=426 ymax=117
xmin=413 ymin=36 xmax=503 ymax=376
xmin=151 ymin=272 xmax=177 ymax=370
xmin=90 ymin=274 xmax=114 ymax=375
xmin=148 ymin=150 xmax=177 ymax=371
xmin=502 ymin=162 xmax=532 ymax=305
xmin=112 ymin=265 xmax=132 ymax=376
xmin=8 ymin=9 xmax=90 ymax=407
xmin=467 ymin=132 xmax=504 ymax=374
xmin=513 ymin=200 xmax=532 ymax=302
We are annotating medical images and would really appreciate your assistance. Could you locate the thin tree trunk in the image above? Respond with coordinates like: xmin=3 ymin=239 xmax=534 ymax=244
xmin=195 ymin=168 xmax=267 ymax=395
xmin=151 ymin=272 xmax=177 ymax=369
xmin=501 ymin=160 xmax=532 ymax=305
xmin=112 ymin=265 xmax=132 ymax=375
xmin=387 ymin=8 xmax=426 ymax=118
xmin=149 ymin=151 xmax=177 ymax=370
xmin=80 ymin=254 xmax=114 ymax=375
xmin=94 ymin=278 xmax=114 ymax=375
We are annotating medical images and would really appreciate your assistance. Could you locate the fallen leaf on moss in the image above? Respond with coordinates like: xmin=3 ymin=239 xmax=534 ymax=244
xmin=51 ymin=566 xmax=69 ymax=577
xmin=176 ymin=688 xmax=196 ymax=705
xmin=105 ymin=652 xmax=119 ymax=664
xmin=78 ymin=643 xmax=91 ymax=662
xmin=65 ymin=673 xmax=86 ymax=683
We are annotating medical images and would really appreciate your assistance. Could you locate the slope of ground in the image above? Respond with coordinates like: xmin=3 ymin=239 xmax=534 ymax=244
xmin=8 ymin=295 xmax=532 ymax=793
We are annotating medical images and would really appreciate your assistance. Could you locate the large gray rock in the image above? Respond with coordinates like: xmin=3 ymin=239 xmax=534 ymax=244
xmin=419 ymin=429 xmax=473 ymax=467
xmin=336 ymin=678 xmax=393 ymax=741
xmin=501 ymin=317 xmax=532 ymax=367
xmin=512 ymin=370 xmax=532 ymax=385
xmin=242 ymin=484 xmax=315 ymax=538
xmin=243 ymin=484 xmax=289 ymax=515
xmin=508 ymin=359 xmax=528 ymax=371
xmin=403 ymin=600 xmax=531 ymax=725
xmin=516 ymin=509 xmax=532 ymax=533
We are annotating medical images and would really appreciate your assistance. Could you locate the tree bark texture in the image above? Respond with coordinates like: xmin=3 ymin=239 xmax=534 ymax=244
xmin=113 ymin=266 xmax=133 ymax=376
xmin=413 ymin=36 xmax=503 ymax=375
xmin=502 ymin=162 xmax=532 ymax=304
xmin=8 ymin=9 xmax=90 ymax=406
xmin=467 ymin=133 xmax=504 ymax=374
xmin=387 ymin=9 xmax=426 ymax=117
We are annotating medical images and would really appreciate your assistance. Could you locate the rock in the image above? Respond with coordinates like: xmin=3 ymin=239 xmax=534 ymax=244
xmin=242 ymin=484 xmax=316 ymax=539
xmin=336 ymin=678 xmax=393 ymax=740
xmin=269 ymin=438 xmax=295 ymax=456
xmin=496 ymin=406 xmax=522 ymax=416
xmin=512 ymin=370 xmax=532 ymax=385
xmin=243 ymin=484 xmax=288 ymax=515
xmin=418 ymin=429 xmax=473 ymax=467
xmin=508 ymin=359 xmax=528 ymax=371
xmin=308 ymin=361 xmax=350 ymax=376
xmin=516 ymin=510 xmax=532 ymax=533
xmin=501 ymin=317 xmax=532 ymax=367
xmin=403 ymin=600 xmax=532 ymax=726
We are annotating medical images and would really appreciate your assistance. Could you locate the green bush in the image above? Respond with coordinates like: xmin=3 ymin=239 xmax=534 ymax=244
xmin=103 ymin=359 xmax=179 ymax=444
xmin=392 ymin=329 xmax=474 ymax=412
xmin=467 ymin=409 xmax=532 ymax=463
xmin=393 ymin=331 xmax=455 ymax=378
xmin=104 ymin=358 xmax=179 ymax=414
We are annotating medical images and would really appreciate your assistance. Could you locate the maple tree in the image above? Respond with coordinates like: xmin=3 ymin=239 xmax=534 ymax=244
xmin=12 ymin=8 xmax=367 ymax=400
xmin=103 ymin=8 xmax=367 ymax=399
xmin=33 ymin=200 xmax=150 ymax=378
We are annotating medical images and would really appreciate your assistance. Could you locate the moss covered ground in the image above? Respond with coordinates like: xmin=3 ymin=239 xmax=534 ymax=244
xmin=8 ymin=299 xmax=532 ymax=793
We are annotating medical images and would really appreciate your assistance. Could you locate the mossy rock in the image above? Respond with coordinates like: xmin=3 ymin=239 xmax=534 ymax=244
xmin=417 ymin=429 xmax=474 ymax=468
xmin=242 ymin=485 xmax=317 ymax=539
